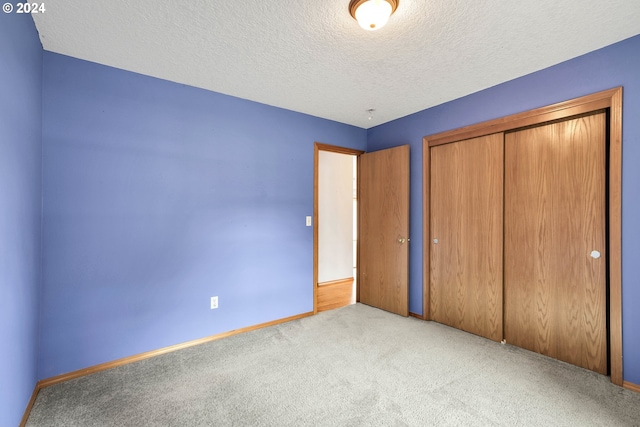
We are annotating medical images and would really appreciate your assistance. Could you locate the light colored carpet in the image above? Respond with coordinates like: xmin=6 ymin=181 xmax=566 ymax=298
xmin=26 ymin=303 xmax=640 ymax=426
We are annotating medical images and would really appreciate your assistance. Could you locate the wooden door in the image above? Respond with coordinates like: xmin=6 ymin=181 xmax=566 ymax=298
xmin=430 ymin=134 xmax=504 ymax=341
xmin=504 ymin=112 xmax=607 ymax=374
xmin=359 ymin=145 xmax=410 ymax=316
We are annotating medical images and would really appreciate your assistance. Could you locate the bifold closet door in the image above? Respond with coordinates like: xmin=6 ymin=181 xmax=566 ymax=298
xmin=430 ymin=133 xmax=504 ymax=341
xmin=504 ymin=112 xmax=607 ymax=374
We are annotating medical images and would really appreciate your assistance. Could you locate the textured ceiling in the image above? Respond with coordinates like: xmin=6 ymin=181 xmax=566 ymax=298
xmin=32 ymin=0 xmax=640 ymax=128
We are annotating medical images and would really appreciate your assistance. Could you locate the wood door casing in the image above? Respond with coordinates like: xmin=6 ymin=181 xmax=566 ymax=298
xmin=504 ymin=113 xmax=607 ymax=374
xmin=313 ymin=143 xmax=364 ymax=314
xmin=359 ymin=145 xmax=410 ymax=316
xmin=430 ymin=134 xmax=504 ymax=341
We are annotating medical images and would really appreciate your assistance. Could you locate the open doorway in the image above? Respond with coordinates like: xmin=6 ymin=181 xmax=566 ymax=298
xmin=314 ymin=143 xmax=364 ymax=313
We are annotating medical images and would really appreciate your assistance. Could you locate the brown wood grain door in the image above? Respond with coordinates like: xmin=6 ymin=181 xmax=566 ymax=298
xmin=359 ymin=145 xmax=410 ymax=316
xmin=504 ymin=112 xmax=607 ymax=374
xmin=430 ymin=134 xmax=504 ymax=341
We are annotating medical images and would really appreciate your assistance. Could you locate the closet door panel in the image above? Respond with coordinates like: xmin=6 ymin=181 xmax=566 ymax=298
xmin=430 ymin=133 xmax=504 ymax=341
xmin=504 ymin=113 xmax=607 ymax=374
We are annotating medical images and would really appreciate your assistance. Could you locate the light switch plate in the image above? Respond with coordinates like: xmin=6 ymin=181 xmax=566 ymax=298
xmin=306 ymin=216 xmax=312 ymax=226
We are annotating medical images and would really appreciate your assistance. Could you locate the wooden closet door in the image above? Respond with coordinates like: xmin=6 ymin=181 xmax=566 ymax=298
xmin=430 ymin=133 xmax=504 ymax=341
xmin=504 ymin=112 xmax=607 ymax=374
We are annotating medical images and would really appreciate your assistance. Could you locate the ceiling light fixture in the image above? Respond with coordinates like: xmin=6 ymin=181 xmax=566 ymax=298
xmin=349 ymin=0 xmax=398 ymax=31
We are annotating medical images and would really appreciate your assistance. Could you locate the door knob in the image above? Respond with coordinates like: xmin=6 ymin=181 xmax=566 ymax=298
xmin=433 ymin=238 xmax=438 ymax=244
xmin=398 ymin=237 xmax=406 ymax=244
xmin=590 ymin=250 xmax=601 ymax=259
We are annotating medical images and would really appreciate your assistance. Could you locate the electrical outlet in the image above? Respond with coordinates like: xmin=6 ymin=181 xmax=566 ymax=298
xmin=210 ymin=296 xmax=218 ymax=309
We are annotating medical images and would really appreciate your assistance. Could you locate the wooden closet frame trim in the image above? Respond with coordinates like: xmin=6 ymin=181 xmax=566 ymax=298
xmin=422 ymin=87 xmax=623 ymax=386
xmin=314 ymin=143 xmax=365 ymax=314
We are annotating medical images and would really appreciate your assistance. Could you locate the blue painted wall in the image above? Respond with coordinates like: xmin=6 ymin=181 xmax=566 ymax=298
xmin=0 ymin=11 xmax=42 ymax=427
xmin=39 ymin=52 xmax=366 ymax=379
xmin=368 ymin=34 xmax=640 ymax=384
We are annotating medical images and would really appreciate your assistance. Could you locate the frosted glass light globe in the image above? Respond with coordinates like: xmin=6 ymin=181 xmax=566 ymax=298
xmin=355 ymin=0 xmax=393 ymax=31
